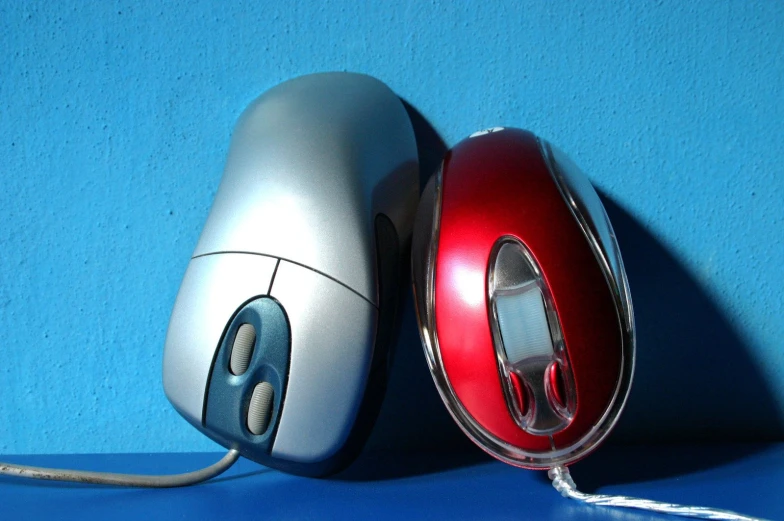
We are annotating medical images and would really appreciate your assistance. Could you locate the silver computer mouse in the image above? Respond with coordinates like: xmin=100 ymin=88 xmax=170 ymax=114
xmin=162 ymin=72 xmax=419 ymax=476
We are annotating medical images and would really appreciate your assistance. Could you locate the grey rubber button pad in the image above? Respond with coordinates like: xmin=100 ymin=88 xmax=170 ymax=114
xmin=229 ymin=323 xmax=256 ymax=375
xmin=204 ymin=297 xmax=290 ymax=456
xmin=247 ymin=382 xmax=275 ymax=435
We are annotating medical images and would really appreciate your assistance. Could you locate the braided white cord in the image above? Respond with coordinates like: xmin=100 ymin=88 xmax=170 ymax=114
xmin=548 ymin=466 xmax=769 ymax=521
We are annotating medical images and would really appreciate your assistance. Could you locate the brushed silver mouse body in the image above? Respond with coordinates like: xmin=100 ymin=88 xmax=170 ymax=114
xmin=162 ymin=72 xmax=419 ymax=476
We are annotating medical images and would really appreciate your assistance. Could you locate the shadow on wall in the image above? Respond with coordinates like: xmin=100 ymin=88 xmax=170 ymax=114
xmin=601 ymin=193 xmax=783 ymax=444
xmin=399 ymin=99 xmax=447 ymax=193
xmin=362 ymin=98 xmax=478 ymax=453
xmin=341 ymin=99 xmax=485 ymax=480
xmin=565 ymin=194 xmax=784 ymax=489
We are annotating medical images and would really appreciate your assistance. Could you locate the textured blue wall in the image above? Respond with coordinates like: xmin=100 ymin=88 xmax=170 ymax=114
xmin=1 ymin=1 xmax=782 ymax=454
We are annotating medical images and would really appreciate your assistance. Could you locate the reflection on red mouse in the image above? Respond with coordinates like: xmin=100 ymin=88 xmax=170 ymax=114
xmin=412 ymin=127 xmax=634 ymax=469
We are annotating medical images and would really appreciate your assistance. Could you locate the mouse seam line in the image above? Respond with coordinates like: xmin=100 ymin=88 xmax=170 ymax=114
xmin=191 ymin=250 xmax=378 ymax=309
xmin=267 ymin=258 xmax=281 ymax=295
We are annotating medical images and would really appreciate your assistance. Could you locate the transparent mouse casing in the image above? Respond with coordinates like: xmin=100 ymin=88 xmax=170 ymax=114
xmin=412 ymin=128 xmax=634 ymax=469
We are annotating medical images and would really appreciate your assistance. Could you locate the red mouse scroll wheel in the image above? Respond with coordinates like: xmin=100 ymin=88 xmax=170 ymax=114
xmin=548 ymin=362 xmax=566 ymax=409
xmin=509 ymin=371 xmax=528 ymax=416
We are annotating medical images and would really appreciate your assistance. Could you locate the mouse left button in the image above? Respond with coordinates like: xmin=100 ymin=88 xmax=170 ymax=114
xmin=162 ymin=253 xmax=278 ymax=426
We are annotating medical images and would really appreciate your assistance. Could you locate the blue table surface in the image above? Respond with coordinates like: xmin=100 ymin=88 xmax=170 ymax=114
xmin=0 ymin=443 xmax=780 ymax=520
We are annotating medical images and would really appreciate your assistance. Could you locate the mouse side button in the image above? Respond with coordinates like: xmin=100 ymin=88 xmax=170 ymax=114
xmin=162 ymin=254 xmax=277 ymax=425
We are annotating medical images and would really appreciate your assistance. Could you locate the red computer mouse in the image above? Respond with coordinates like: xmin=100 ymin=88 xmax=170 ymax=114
xmin=411 ymin=127 xmax=635 ymax=469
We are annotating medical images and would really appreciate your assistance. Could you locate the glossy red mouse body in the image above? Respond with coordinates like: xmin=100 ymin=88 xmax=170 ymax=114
xmin=412 ymin=128 xmax=634 ymax=469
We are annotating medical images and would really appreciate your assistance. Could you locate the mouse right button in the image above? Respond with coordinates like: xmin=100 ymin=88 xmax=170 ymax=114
xmin=269 ymin=260 xmax=377 ymax=468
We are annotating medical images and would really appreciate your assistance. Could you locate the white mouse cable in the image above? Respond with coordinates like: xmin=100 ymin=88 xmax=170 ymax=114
xmin=549 ymin=466 xmax=769 ymax=521
xmin=0 ymin=449 xmax=240 ymax=487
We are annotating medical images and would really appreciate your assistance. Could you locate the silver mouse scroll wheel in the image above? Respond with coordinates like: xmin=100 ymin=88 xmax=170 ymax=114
xmin=247 ymin=382 xmax=274 ymax=435
xmin=230 ymin=323 xmax=256 ymax=375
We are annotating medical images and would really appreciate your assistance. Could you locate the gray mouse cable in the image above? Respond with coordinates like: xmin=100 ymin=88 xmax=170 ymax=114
xmin=0 ymin=449 xmax=239 ymax=487
xmin=549 ymin=466 xmax=769 ymax=521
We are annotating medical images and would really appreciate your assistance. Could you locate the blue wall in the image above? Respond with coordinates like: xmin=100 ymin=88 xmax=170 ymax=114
xmin=1 ymin=1 xmax=782 ymax=454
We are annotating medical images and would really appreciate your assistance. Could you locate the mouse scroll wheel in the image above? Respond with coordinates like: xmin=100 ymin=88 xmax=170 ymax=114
xmin=247 ymin=381 xmax=274 ymax=435
xmin=230 ymin=323 xmax=256 ymax=376
xmin=495 ymin=286 xmax=555 ymax=364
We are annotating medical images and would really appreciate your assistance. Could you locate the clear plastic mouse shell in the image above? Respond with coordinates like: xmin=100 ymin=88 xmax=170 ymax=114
xmin=411 ymin=131 xmax=635 ymax=470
